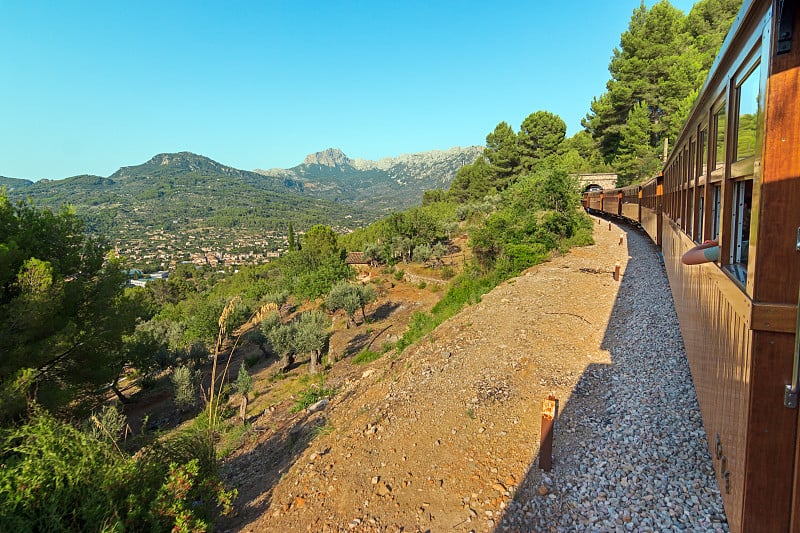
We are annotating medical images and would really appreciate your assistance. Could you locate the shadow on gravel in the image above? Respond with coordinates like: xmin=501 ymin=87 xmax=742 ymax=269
xmin=491 ymin=216 xmax=723 ymax=532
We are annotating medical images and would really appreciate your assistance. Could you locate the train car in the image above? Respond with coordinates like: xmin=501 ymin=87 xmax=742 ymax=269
xmin=620 ymin=184 xmax=640 ymax=221
xmin=589 ymin=183 xmax=640 ymax=222
xmin=601 ymin=188 xmax=622 ymax=216
xmin=584 ymin=189 xmax=603 ymax=211
xmin=639 ymin=173 xmax=663 ymax=246
xmin=657 ymin=1 xmax=799 ymax=531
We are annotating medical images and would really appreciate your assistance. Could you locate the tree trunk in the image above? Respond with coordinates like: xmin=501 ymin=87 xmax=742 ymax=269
xmin=239 ymin=394 xmax=248 ymax=424
xmin=310 ymin=351 xmax=320 ymax=374
xmin=280 ymin=353 xmax=294 ymax=373
xmin=110 ymin=383 xmax=130 ymax=404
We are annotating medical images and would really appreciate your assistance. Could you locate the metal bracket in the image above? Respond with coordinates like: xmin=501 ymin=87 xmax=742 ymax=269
xmin=777 ymin=0 xmax=796 ymax=55
xmin=786 ymin=280 xmax=800 ymax=407
xmin=785 ymin=385 xmax=798 ymax=408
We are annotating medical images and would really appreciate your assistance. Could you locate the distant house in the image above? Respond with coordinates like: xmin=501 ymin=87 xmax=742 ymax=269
xmin=130 ymin=279 xmax=149 ymax=288
xmin=150 ymin=271 xmax=169 ymax=279
xmin=345 ymin=252 xmax=371 ymax=274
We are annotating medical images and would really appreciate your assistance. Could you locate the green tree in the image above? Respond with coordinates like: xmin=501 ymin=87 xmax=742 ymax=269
xmin=685 ymin=0 xmax=742 ymax=71
xmin=485 ymin=121 xmax=521 ymax=181
xmin=325 ymin=281 xmax=362 ymax=328
xmin=287 ymin=221 xmax=297 ymax=251
xmin=356 ymin=284 xmax=377 ymax=322
xmin=614 ymin=101 xmax=663 ymax=185
xmin=412 ymin=243 xmax=432 ymax=264
xmin=264 ymin=319 xmax=296 ymax=373
xmin=301 ymin=224 xmax=340 ymax=264
xmin=518 ymin=111 xmax=567 ymax=170
xmin=422 ymin=189 xmax=447 ymax=206
xmin=584 ymin=1 xmax=708 ymax=161
xmin=235 ymin=362 xmax=253 ymax=397
xmin=0 ymin=195 xmax=140 ymax=421
xmin=447 ymin=157 xmax=495 ymax=203
xmin=363 ymin=242 xmax=384 ymax=266
xmin=295 ymin=310 xmax=331 ymax=374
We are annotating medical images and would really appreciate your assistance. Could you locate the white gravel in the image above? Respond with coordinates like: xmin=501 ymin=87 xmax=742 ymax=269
xmin=500 ymin=221 xmax=729 ymax=532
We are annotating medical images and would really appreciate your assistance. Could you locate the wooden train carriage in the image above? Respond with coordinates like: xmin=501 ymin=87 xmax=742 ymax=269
xmin=620 ymin=184 xmax=641 ymax=222
xmin=584 ymin=190 xmax=603 ymax=211
xmin=640 ymin=174 xmax=663 ymax=246
xmin=660 ymin=1 xmax=800 ymax=530
xmin=601 ymin=188 xmax=622 ymax=216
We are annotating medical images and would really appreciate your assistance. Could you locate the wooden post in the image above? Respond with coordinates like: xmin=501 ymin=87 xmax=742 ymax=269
xmin=614 ymin=262 xmax=621 ymax=281
xmin=539 ymin=395 xmax=557 ymax=471
xmin=619 ymin=234 xmax=624 ymax=246
xmin=608 ymin=222 xmax=612 ymax=231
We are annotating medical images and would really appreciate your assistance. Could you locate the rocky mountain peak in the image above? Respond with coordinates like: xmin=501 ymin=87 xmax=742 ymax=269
xmin=302 ymin=148 xmax=353 ymax=168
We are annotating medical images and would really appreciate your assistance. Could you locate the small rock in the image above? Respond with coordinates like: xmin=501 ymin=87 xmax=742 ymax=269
xmin=307 ymin=398 xmax=329 ymax=413
xmin=375 ymin=481 xmax=392 ymax=497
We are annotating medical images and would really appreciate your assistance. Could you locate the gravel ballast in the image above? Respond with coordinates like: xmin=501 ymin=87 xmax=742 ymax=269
xmin=501 ymin=218 xmax=729 ymax=532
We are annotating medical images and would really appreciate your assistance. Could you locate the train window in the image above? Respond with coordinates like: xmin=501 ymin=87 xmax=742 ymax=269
xmin=713 ymin=105 xmax=727 ymax=170
xmin=696 ymin=185 xmax=705 ymax=243
xmin=727 ymin=179 xmax=753 ymax=284
xmin=699 ymin=129 xmax=708 ymax=177
xmin=711 ymin=184 xmax=721 ymax=241
xmin=735 ymin=63 xmax=760 ymax=162
xmin=687 ymin=189 xmax=694 ymax=237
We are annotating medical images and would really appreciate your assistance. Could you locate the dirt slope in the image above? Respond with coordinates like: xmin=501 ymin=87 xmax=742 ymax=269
xmin=221 ymin=218 xmax=632 ymax=532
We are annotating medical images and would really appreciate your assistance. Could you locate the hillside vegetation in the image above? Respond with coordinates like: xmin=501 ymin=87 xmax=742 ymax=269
xmin=0 ymin=1 xmax=741 ymax=530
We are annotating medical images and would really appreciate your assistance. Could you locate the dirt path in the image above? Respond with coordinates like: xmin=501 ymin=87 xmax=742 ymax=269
xmin=221 ymin=218 xmax=639 ymax=532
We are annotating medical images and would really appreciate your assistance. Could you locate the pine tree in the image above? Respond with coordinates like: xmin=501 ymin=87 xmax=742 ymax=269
xmin=614 ymin=101 xmax=663 ymax=185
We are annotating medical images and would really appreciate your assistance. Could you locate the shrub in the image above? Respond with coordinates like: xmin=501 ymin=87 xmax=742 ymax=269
xmin=440 ymin=266 xmax=455 ymax=280
xmin=291 ymin=377 xmax=335 ymax=413
xmin=243 ymin=353 xmax=261 ymax=368
xmin=0 ymin=407 xmax=235 ymax=532
xmin=86 ymin=404 xmax=127 ymax=444
xmin=393 ymin=269 xmax=404 ymax=281
xmin=352 ymin=349 xmax=381 ymax=365
xmin=171 ymin=366 xmax=197 ymax=412
xmin=235 ymin=362 xmax=253 ymax=396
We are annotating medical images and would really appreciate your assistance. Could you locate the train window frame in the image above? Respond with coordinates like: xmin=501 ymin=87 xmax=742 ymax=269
xmin=712 ymin=101 xmax=728 ymax=178
xmin=695 ymin=185 xmax=705 ymax=244
xmin=723 ymin=46 xmax=762 ymax=290
xmin=698 ymin=128 xmax=708 ymax=179
xmin=726 ymin=178 xmax=753 ymax=285
xmin=733 ymin=61 xmax=761 ymax=165
xmin=711 ymin=184 xmax=722 ymax=242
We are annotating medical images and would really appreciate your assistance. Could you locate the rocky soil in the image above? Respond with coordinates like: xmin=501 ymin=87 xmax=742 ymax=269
xmin=219 ymin=216 xmax=728 ymax=533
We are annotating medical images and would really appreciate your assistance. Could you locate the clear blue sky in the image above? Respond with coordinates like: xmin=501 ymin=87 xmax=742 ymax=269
xmin=1 ymin=0 xmax=697 ymax=181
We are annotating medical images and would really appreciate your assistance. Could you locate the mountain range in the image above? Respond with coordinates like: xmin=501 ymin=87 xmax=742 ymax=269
xmin=0 ymin=147 xmax=481 ymax=266
xmin=254 ymin=146 xmax=483 ymax=210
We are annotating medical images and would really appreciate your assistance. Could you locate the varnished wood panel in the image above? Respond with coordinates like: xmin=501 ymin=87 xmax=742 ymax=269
xmin=602 ymin=196 xmax=620 ymax=216
xmin=640 ymin=206 xmax=660 ymax=245
xmin=621 ymin=202 xmax=639 ymax=222
xmin=663 ymin=220 xmax=752 ymax=532
xmin=742 ymin=332 xmax=797 ymax=532
xmin=751 ymin=303 xmax=798 ymax=333
xmin=664 ymin=215 xmax=800 ymax=532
